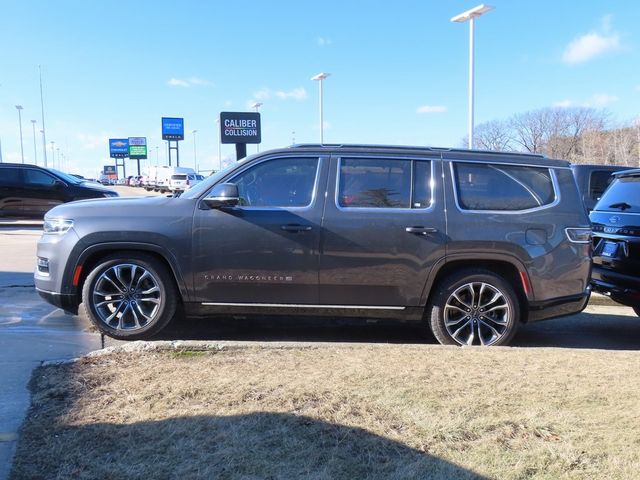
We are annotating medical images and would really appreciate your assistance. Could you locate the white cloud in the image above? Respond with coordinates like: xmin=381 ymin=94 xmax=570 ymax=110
xmin=275 ymin=87 xmax=307 ymax=101
xmin=635 ymin=85 xmax=640 ymax=92
xmin=253 ymin=88 xmax=271 ymax=100
xmin=416 ymin=105 xmax=448 ymax=114
xmin=553 ymin=99 xmax=573 ymax=108
xmin=590 ymin=93 xmax=618 ymax=107
xmin=317 ymin=37 xmax=333 ymax=46
xmin=167 ymin=77 xmax=213 ymax=87
xmin=77 ymin=132 xmax=110 ymax=150
xmin=562 ymin=16 xmax=621 ymax=65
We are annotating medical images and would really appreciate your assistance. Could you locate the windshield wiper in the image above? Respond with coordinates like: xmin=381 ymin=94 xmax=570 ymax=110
xmin=608 ymin=202 xmax=632 ymax=210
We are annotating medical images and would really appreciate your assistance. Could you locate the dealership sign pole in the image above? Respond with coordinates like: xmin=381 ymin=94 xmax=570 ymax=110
xmin=161 ymin=117 xmax=184 ymax=167
xmin=219 ymin=112 xmax=261 ymax=161
xmin=128 ymin=137 xmax=148 ymax=175
xmin=108 ymin=138 xmax=129 ymax=178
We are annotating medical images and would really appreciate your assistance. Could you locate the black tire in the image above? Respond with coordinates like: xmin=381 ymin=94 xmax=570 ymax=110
xmin=81 ymin=252 xmax=178 ymax=340
xmin=428 ymin=269 xmax=520 ymax=346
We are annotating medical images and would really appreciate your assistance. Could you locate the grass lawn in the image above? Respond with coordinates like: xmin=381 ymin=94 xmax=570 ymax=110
xmin=10 ymin=345 xmax=640 ymax=479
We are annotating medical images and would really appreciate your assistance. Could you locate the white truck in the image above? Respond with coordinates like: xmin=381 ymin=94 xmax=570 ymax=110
xmin=152 ymin=166 xmax=196 ymax=193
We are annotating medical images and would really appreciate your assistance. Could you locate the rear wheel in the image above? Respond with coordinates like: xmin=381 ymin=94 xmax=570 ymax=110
xmin=81 ymin=252 xmax=178 ymax=340
xmin=428 ymin=269 xmax=520 ymax=346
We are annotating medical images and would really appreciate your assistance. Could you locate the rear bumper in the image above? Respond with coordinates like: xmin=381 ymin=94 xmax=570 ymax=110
xmin=36 ymin=287 xmax=79 ymax=315
xmin=591 ymin=266 xmax=640 ymax=307
xmin=527 ymin=291 xmax=590 ymax=322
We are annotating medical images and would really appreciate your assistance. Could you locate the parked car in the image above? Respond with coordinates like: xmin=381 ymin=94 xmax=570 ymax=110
xmin=590 ymin=169 xmax=640 ymax=315
xmin=571 ymin=164 xmax=628 ymax=211
xmin=35 ymin=145 xmax=591 ymax=344
xmin=153 ymin=166 xmax=196 ymax=193
xmin=187 ymin=173 xmax=205 ymax=189
xmin=0 ymin=163 xmax=118 ymax=218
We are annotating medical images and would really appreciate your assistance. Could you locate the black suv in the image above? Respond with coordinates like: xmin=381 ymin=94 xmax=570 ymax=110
xmin=570 ymin=164 xmax=628 ymax=211
xmin=590 ymin=169 xmax=640 ymax=315
xmin=35 ymin=145 xmax=592 ymax=346
xmin=0 ymin=163 xmax=118 ymax=218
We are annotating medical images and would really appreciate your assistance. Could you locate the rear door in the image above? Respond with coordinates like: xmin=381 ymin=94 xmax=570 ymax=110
xmin=0 ymin=167 xmax=24 ymax=216
xmin=21 ymin=168 xmax=67 ymax=217
xmin=319 ymin=155 xmax=446 ymax=307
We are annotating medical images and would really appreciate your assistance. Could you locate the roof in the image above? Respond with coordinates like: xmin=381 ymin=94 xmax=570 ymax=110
xmin=612 ymin=168 xmax=640 ymax=177
xmin=280 ymin=144 xmax=570 ymax=167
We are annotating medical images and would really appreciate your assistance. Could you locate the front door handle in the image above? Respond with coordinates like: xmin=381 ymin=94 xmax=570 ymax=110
xmin=281 ymin=224 xmax=313 ymax=232
xmin=405 ymin=226 xmax=438 ymax=235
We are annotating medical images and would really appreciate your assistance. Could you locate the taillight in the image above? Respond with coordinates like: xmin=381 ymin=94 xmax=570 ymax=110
xmin=565 ymin=228 xmax=592 ymax=243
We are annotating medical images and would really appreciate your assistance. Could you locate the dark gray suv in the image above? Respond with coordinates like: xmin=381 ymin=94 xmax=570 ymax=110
xmin=35 ymin=145 xmax=592 ymax=346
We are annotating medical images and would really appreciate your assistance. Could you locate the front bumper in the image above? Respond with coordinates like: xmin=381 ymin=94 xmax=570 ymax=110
xmin=36 ymin=287 xmax=79 ymax=315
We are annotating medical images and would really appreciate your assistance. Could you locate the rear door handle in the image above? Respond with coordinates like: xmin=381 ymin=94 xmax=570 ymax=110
xmin=405 ymin=226 xmax=438 ymax=235
xmin=281 ymin=224 xmax=313 ymax=232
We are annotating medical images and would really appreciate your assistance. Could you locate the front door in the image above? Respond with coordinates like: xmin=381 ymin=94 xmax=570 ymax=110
xmin=319 ymin=155 xmax=446 ymax=307
xmin=192 ymin=155 xmax=328 ymax=304
xmin=22 ymin=168 xmax=66 ymax=217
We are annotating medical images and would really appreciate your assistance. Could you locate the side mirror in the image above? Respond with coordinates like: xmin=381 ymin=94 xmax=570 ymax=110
xmin=203 ymin=183 xmax=240 ymax=209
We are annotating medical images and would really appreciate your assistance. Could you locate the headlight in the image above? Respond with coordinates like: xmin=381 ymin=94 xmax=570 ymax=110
xmin=43 ymin=218 xmax=74 ymax=235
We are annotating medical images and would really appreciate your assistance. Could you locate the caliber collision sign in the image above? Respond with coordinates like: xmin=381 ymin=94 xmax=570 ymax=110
xmin=220 ymin=112 xmax=261 ymax=144
xmin=128 ymin=137 xmax=147 ymax=159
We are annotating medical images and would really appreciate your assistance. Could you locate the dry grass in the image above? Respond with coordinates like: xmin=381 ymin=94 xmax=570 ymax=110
xmin=11 ymin=346 xmax=640 ymax=479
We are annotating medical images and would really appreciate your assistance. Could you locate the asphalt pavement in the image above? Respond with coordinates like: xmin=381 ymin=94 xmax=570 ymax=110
xmin=1 ymin=213 xmax=639 ymax=478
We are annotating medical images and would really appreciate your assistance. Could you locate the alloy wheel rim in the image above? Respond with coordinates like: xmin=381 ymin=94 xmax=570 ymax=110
xmin=92 ymin=264 xmax=161 ymax=331
xmin=444 ymin=282 xmax=511 ymax=346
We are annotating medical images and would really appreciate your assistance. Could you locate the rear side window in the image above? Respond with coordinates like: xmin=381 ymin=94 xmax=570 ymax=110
xmin=454 ymin=162 xmax=555 ymax=211
xmin=589 ymin=170 xmax=615 ymax=200
xmin=338 ymin=158 xmax=432 ymax=209
xmin=596 ymin=176 xmax=640 ymax=213
xmin=0 ymin=167 xmax=22 ymax=186
xmin=24 ymin=169 xmax=57 ymax=186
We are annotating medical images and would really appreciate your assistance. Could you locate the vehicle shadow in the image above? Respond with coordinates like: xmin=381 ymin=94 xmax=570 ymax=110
xmin=11 ymin=411 xmax=487 ymax=479
xmin=155 ymin=315 xmax=433 ymax=344
xmin=154 ymin=310 xmax=640 ymax=350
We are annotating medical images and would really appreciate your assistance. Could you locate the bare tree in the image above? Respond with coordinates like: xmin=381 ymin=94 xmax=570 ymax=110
xmin=472 ymin=120 xmax=514 ymax=151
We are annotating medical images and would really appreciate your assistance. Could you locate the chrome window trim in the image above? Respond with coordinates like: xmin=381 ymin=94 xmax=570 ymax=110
xmin=443 ymin=157 xmax=573 ymax=170
xmin=204 ymin=155 xmax=325 ymax=212
xmin=201 ymin=302 xmax=405 ymax=310
xmin=449 ymin=161 xmax=561 ymax=215
xmin=334 ymin=155 xmax=437 ymax=213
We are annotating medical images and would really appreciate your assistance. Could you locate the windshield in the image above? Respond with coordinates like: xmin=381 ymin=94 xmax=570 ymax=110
xmin=48 ymin=168 xmax=83 ymax=185
xmin=181 ymin=156 xmax=256 ymax=199
xmin=595 ymin=175 xmax=640 ymax=213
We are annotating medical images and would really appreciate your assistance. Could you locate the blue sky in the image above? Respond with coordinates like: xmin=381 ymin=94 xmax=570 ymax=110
xmin=1 ymin=0 xmax=639 ymax=177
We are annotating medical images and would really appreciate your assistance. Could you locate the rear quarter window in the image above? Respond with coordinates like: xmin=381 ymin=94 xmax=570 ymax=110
xmin=453 ymin=162 xmax=555 ymax=211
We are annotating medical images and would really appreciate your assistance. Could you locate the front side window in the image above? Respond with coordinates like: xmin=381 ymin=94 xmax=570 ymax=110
xmin=24 ymin=169 xmax=57 ymax=187
xmin=338 ymin=158 xmax=432 ymax=209
xmin=230 ymin=157 xmax=319 ymax=207
xmin=454 ymin=162 xmax=555 ymax=211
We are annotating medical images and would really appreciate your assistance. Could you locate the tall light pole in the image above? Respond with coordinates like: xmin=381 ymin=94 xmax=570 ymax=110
xmin=192 ymin=129 xmax=198 ymax=172
xmin=15 ymin=105 xmax=25 ymax=163
xmin=451 ymin=4 xmax=494 ymax=149
xmin=39 ymin=65 xmax=48 ymax=167
xmin=50 ymin=141 xmax=55 ymax=169
xmin=250 ymin=102 xmax=263 ymax=152
xmin=30 ymin=120 xmax=38 ymax=165
xmin=216 ymin=118 xmax=222 ymax=171
xmin=311 ymin=73 xmax=330 ymax=144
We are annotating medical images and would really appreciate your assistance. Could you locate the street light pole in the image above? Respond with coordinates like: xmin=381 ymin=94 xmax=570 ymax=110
xmin=50 ymin=141 xmax=55 ymax=169
xmin=451 ymin=4 xmax=494 ymax=149
xmin=311 ymin=73 xmax=330 ymax=144
xmin=30 ymin=120 xmax=38 ymax=165
xmin=39 ymin=65 xmax=48 ymax=167
xmin=15 ymin=105 xmax=25 ymax=163
xmin=250 ymin=102 xmax=263 ymax=152
xmin=192 ymin=130 xmax=198 ymax=172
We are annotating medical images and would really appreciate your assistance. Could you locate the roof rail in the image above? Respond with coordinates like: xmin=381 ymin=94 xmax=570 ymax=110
xmin=288 ymin=143 xmax=546 ymax=158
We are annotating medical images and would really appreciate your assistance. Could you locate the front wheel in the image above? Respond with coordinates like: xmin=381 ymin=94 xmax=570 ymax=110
xmin=81 ymin=252 xmax=178 ymax=340
xmin=428 ymin=269 xmax=520 ymax=346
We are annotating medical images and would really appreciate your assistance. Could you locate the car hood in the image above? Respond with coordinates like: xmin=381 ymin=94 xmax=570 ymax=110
xmin=45 ymin=195 xmax=187 ymax=219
